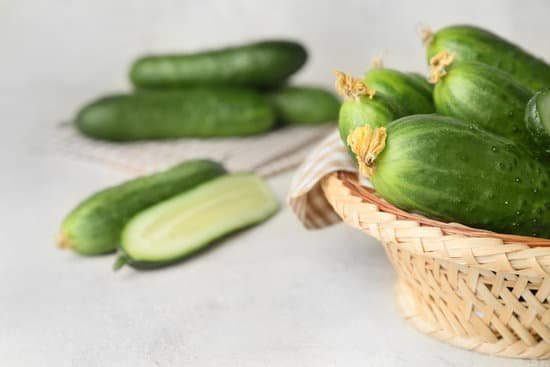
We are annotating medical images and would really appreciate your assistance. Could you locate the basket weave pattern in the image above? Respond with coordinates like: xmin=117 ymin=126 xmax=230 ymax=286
xmin=321 ymin=172 xmax=550 ymax=359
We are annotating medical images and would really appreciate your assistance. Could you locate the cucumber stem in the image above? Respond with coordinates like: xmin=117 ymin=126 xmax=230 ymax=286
xmin=418 ymin=24 xmax=434 ymax=45
xmin=56 ymin=232 xmax=73 ymax=250
xmin=334 ymin=71 xmax=376 ymax=101
xmin=113 ymin=255 xmax=129 ymax=271
xmin=347 ymin=125 xmax=387 ymax=178
xmin=428 ymin=50 xmax=455 ymax=83
xmin=370 ymin=55 xmax=384 ymax=69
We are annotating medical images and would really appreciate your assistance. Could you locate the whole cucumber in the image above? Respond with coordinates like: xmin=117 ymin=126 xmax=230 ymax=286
xmin=347 ymin=115 xmax=550 ymax=238
xmin=364 ymin=68 xmax=435 ymax=114
xmin=76 ymin=87 xmax=276 ymax=141
xmin=425 ymin=25 xmax=550 ymax=92
xmin=130 ymin=40 xmax=307 ymax=88
xmin=57 ymin=160 xmax=227 ymax=255
xmin=525 ymin=89 xmax=550 ymax=154
xmin=431 ymin=58 xmax=533 ymax=148
xmin=266 ymin=86 xmax=340 ymax=125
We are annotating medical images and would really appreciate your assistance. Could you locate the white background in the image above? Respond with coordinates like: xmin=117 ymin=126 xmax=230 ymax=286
xmin=2 ymin=0 xmax=550 ymax=365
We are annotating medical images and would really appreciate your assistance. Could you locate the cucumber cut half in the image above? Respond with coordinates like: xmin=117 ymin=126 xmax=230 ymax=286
xmin=116 ymin=173 xmax=279 ymax=269
xmin=525 ymin=89 xmax=550 ymax=154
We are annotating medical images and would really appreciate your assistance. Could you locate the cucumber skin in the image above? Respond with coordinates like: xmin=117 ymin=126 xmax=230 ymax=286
xmin=525 ymin=89 xmax=550 ymax=154
xmin=338 ymin=93 xmax=403 ymax=155
xmin=372 ymin=115 xmax=550 ymax=238
xmin=427 ymin=25 xmax=550 ymax=92
xmin=407 ymin=72 xmax=434 ymax=93
xmin=76 ymin=87 xmax=276 ymax=141
xmin=364 ymin=69 xmax=435 ymax=114
xmin=130 ymin=40 xmax=307 ymax=88
xmin=60 ymin=160 xmax=227 ymax=255
xmin=118 ymin=173 xmax=280 ymax=269
xmin=267 ymin=86 xmax=340 ymax=125
xmin=434 ymin=62 xmax=533 ymax=147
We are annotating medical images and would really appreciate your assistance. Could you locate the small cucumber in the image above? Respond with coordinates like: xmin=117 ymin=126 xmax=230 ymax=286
xmin=116 ymin=173 xmax=279 ymax=269
xmin=425 ymin=25 xmax=550 ymax=92
xmin=430 ymin=55 xmax=533 ymax=147
xmin=130 ymin=40 xmax=307 ymax=88
xmin=347 ymin=115 xmax=550 ymax=238
xmin=266 ymin=86 xmax=340 ymax=125
xmin=57 ymin=160 xmax=226 ymax=255
xmin=76 ymin=87 xmax=276 ymax=141
xmin=364 ymin=68 xmax=435 ymax=114
xmin=334 ymin=71 xmax=403 ymax=156
xmin=525 ymin=89 xmax=550 ymax=154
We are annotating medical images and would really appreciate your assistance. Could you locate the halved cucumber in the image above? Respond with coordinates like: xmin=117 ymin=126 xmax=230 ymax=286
xmin=116 ymin=173 xmax=279 ymax=269
xmin=525 ymin=89 xmax=550 ymax=154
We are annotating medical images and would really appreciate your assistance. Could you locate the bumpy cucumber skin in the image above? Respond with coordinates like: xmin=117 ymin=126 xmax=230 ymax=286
xmin=364 ymin=69 xmax=435 ymax=114
xmin=118 ymin=173 xmax=280 ymax=269
xmin=427 ymin=25 xmax=550 ymax=92
xmin=266 ymin=86 xmax=340 ymax=125
xmin=372 ymin=115 xmax=550 ymax=238
xmin=525 ymin=89 xmax=550 ymax=154
xmin=338 ymin=93 xmax=403 ymax=155
xmin=434 ymin=62 xmax=533 ymax=147
xmin=60 ymin=160 xmax=227 ymax=255
xmin=76 ymin=87 xmax=276 ymax=141
xmin=130 ymin=40 xmax=307 ymax=88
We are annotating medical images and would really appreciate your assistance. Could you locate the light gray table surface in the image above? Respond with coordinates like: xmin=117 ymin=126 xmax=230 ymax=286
xmin=2 ymin=1 xmax=549 ymax=365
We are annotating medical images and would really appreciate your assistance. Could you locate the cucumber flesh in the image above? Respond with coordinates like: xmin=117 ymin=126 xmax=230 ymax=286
xmin=118 ymin=173 xmax=279 ymax=268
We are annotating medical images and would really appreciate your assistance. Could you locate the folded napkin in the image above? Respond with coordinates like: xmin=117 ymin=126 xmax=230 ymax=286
xmin=288 ymin=129 xmax=362 ymax=229
xmin=49 ymin=123 xmax=335 ymax=177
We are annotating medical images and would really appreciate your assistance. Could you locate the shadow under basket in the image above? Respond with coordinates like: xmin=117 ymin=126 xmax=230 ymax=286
xmin=321 ymin=172 xmax=550 ymax=359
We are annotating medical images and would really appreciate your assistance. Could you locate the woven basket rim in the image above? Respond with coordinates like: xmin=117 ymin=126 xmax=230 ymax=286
xmin=337 ymin=171 xmax=550 ymax=247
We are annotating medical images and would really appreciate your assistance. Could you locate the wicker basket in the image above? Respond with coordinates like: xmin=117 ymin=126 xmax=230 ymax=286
xmin=321 ymin=171 xmax=550 ymax=359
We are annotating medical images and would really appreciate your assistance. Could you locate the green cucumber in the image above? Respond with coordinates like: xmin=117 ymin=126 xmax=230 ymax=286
xmin=116 ymin=173 xmax=279 ymax=269
xmin=57 ymin=160 xmax=226 ymax=255
xmin=130 ymin=40 xmax=307 ymax=88
xmin=348 ymin=115 xmax=550 ymax=238
xmin=432 ymin=60 xmax=533 ymax=147
xmin=364 ymin=68 xmax=435 ymax=114
xmin=525 ymin=89 xmax=550 ymax=154
xmin=407 ymin=72 xmax=434 ymax=93
xmin=425 ymin=25 xmax=550 ymax=92
xmin=335 ymin=72 xmax=403 ymax=156
xmin=76 ymin=87 xmax=276 ymax=141
xmin=266 ymin=86 xmax=340 ymax=125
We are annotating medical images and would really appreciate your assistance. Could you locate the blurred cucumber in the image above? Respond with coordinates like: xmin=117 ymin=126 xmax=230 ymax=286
xmin=267 ymin=86 xmax=340 ymax=125
xmin=57 ymin=160 xmax=226 ymax=255
xmin=116 ymin=173 xmax=279 ymax=269
xmin=76 ymin=87 xmax=276 ymax=141
xmin=130 ymin=40 xmax=307 ymax=88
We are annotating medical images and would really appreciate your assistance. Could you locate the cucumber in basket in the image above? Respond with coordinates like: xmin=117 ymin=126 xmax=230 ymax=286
xmin=266 ymin=86 xmax=340 ymax=125
xmin=130 ymin=40 xmax=307 ymax=88
xmin=525 ymin=89 xmax=550 ymax=154
xmin=364 ymin=68 xmax=435 ymax=114
xmin=334 ymin=71 xmax=404 ymax=156
xmin=57 ymin=160 xmax=226 ymax=255
xmin=115 ymin=173 xmax=279 ymax=269
xmin=347 ymin=114 xmax=550 ymax=238
xmin=424 ymin=24 xmax=550 ymax=92
xmin=76 ymin=87 xmax=276 ymax=141
xmin=429 ymin=52 xmax=534 ymax=148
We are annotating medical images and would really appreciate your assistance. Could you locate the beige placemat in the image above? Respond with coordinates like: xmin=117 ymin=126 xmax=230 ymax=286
xmin=50 ymin=123 xmax=336 ymax=177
